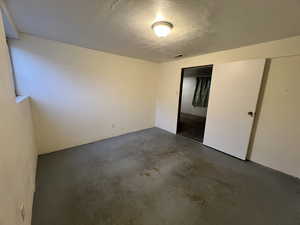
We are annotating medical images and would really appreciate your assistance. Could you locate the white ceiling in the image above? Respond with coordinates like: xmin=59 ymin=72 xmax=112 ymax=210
xmin=5 ymin=0 xmax=300 ymax=62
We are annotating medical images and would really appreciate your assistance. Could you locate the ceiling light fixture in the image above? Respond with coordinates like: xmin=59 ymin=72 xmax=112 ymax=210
xmin=151 ymin=21 xmax=173 ymax=37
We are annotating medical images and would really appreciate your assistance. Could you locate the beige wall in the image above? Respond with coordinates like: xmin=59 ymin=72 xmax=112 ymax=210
xmin=7 ymin=31 xmax=300 ymax=179
xmin=250 ymin=56 xmax=300 ymax=178
xmin=0 ymin=13 xmax=37 ymax=225
xmin=10 ymin=34 xmax=158 ymax=154
xmin=155 ymin=36 xmax=300 ymax=178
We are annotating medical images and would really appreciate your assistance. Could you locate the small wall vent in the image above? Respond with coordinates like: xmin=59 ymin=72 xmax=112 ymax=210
xmin=174 ymin=54 xmax=183 ymax=58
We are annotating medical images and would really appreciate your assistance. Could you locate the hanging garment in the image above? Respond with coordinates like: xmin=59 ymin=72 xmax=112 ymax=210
xmin=192 ymin=76 xmax=211 ymax=107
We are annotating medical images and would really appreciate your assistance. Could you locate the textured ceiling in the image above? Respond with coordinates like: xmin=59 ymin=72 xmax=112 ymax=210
xmin=6 ymin=0 xmax=300 ymax=62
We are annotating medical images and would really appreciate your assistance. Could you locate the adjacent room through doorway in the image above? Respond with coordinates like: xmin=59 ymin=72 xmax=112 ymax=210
xmin=177 ymin=65 xmax=213 ymax=142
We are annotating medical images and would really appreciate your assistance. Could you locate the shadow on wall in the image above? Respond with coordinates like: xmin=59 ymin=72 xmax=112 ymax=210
xmin=9 ymin=34 xmax=158 ymax=154
xmin=247 ymin=58 xmax=271 ymax=159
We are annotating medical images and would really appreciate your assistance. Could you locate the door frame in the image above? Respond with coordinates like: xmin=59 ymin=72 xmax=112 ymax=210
xmin=176 ymin=64 xmax=213 ymax=134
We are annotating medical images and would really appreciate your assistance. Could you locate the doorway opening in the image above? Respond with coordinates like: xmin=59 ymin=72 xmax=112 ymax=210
xmin=177 ymin=65 xmax=213 ymax=142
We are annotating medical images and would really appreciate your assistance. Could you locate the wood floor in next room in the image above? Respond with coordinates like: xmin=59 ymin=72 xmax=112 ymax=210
xmin=178 ymin=113 xmax=206 ymax=142
xmin=32 ymin=128 xmax=300 ymax=225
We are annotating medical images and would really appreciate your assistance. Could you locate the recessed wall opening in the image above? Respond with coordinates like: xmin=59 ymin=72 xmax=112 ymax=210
xmin=176 ymin=65 xmax=213 ymax=142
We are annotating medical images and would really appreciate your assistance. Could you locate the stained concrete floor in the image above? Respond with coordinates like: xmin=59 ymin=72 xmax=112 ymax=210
xmin=32 ymin=128 xmax=300 ymax=225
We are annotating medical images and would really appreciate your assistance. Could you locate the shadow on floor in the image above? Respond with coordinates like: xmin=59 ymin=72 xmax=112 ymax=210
xmin=32 ymin=128 xmax=300 ymax=225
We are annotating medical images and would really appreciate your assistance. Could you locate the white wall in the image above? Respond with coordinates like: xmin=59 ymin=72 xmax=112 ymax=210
xmin=0 ymin=13 xmax=37 ymax=225
xmin=181 ymin=76 xmax=207 ymax=117
xmin=155 ymin=36 xmax=300 ymax=178
xmin=10 ymin=34 xmax=158 ymax=154
xmin=7 ymin=30 xmax=300 ymax=179
xmin=250 ymin=55 xmax=300 ymax=178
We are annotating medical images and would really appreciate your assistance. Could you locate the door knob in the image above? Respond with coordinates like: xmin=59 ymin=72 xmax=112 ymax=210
xmin=248 ymin=111 xmax=254 ymax=117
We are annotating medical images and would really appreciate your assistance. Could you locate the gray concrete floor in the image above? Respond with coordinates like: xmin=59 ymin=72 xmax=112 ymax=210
xmin=32 ymin=128 xmax=300 ymax=225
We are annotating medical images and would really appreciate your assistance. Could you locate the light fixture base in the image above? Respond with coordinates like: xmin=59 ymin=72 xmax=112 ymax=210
xmin=151 ymin=21 xmax=173 ymax=37
xmin=151 ymin=21 xmax=174 ymax=30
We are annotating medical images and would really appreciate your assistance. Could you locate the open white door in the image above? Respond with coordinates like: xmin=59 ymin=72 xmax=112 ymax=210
xmin=203 ymin=59 xmax=266 ymax=160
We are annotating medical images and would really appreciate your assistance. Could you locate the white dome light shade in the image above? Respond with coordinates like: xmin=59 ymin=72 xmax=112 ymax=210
xmin=151 ymin=21 xmax=173 ymax=37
